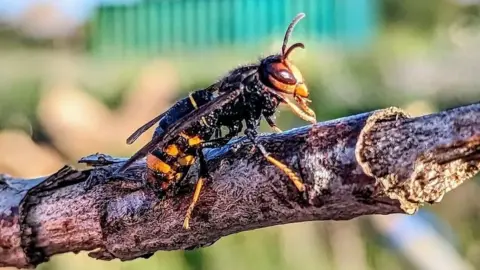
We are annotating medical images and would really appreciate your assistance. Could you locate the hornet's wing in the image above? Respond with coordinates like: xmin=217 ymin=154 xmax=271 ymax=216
xmin=126 ymin=111 xmax=169 ymax=145
xmin=126 ymin=80 xmax=225 ymax=145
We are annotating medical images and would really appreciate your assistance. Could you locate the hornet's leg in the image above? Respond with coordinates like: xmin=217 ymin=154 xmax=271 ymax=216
xmin=245 ymin=120 xmax=305 ymax=192
xmin=200 ymin=137 xmax=232 ymax=149
xmin=264 ymin=114 xmax=282 ymax=133
xmin=183 ymin=122 xmax=244 ymax=229
xmin=214 ymin=128 xmax=222 ymax=139
xmin=183 ymin=146 xmax=209 ymax=230
xmin=202 ymin=122 xmax=243 ymax=149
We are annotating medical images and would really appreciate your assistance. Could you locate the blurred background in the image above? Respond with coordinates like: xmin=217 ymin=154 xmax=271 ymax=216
xmin=1 ymin=0 xmax=480 ymax=269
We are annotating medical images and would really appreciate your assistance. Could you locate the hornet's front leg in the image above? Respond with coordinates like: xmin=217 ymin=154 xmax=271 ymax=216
xmin=244 ymin=118 xmax=305 ymax=193
xmin=264 ymin=113 xmax=282 ymax=133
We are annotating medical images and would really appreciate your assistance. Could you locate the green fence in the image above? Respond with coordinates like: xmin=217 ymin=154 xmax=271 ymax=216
xmin=88 ymin=0 xmax=378 ymax=55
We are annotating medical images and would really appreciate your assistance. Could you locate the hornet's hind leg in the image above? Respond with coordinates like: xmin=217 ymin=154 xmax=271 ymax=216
xmin=245 ymin=124 xmax=305 ymax=193
xmin=183 ymin=146 xmax=210 ymax=229
xmin=183 ymin=123 xmax=243 ymax=229
xmin=182 ymin=137 xmax=232 ymax=229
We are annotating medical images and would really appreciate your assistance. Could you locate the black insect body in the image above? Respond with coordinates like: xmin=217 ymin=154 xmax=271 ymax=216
xmin=116 ymin=13 xmax=316 ymax=229
xmin=140 ymin=90 xmax=217 ymax=193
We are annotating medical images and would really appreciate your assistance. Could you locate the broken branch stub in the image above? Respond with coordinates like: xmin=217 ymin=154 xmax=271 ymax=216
xmin=356 ymin=106 xmax=480 ymax=213
xmin=0 ymin=103 xmax=478 ymax=268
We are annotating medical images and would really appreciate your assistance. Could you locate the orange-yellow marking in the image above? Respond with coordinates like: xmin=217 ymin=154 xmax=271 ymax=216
xmin=165 ymin=144 xmax=180 ymax=156
xmin=179 ymin=155 xmax=195 ymax=166
xmin=188 ymin=136 xmax=202 ymax=146
xmin=147 ymin=155 xmax=173 ymax=174
xmin=189 ymin=93 xmax=210 ymax=127
xmin=183 ymin=177 xmax=205 ymax=229
xmin=179 ymin=132 xmax=203 ymax=146
xmin=265 ymin=155 xmax=305 ymax=192
xmin=268 ymin=74 xmax=295 ymax=94
xmin=188 ymin=93 xmax=199 ymax=109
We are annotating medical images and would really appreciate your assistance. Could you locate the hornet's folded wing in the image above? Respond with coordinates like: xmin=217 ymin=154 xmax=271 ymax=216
xmin=115 ymin=88 xmax=243 ymax=174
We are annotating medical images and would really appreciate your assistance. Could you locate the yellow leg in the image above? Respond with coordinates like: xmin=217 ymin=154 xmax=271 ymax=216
xmin=265 ymin=115 xmax=282 ymax=133
xmin=265 ymin=155 xmax=305 ymax=192
xmin=271 ymin=126 xmax=282 ymax=133
xmin=183 ymin=177 xmax=205 ymax=229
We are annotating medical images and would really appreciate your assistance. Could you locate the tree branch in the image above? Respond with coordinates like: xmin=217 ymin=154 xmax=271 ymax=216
xmin=1 ymin=104 xmax=479 ymax=268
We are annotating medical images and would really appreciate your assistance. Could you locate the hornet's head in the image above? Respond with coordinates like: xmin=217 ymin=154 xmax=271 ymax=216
xmin=260 ymin=13 xmax=316 ymax=124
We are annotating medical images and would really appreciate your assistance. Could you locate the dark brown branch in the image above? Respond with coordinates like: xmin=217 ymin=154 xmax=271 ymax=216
xmin=1 ymin=104 xmax=479 ymax=268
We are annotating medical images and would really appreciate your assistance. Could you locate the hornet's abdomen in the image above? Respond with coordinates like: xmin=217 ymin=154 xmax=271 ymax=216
xmin=145 ymin=90 xmax=216 ymax=193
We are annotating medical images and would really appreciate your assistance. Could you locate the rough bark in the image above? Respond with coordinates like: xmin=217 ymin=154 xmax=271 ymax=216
xmin=1 ymin=104 xmax=479 ymax=269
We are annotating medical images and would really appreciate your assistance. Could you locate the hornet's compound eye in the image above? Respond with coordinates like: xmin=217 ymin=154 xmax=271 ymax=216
xmin=268 ymin=62 xmax=297 ymax=85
